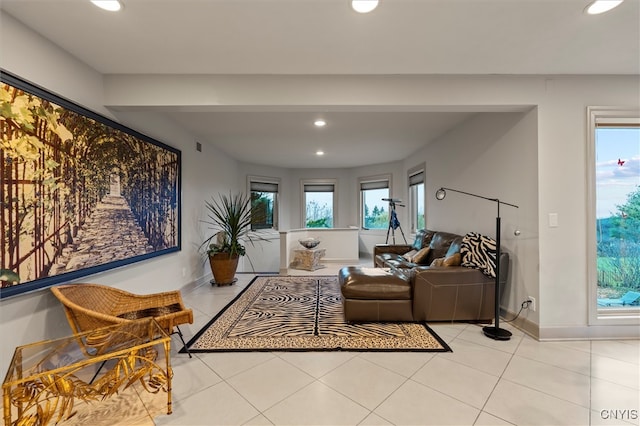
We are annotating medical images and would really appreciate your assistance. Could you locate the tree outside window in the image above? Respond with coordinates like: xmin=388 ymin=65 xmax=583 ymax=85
xmin=360 ymin=176 xmax=390 ymax=230
xmin=362 ymin=188 xmax=389 ymax=229
xmin=250 ymin=191 xmax=274 ymax=229
xmin=249 ymin=179 xmax=278 ymax=230
xmin=303 ymin=181 xmax=335 ymax=228
xmin=305 ymin=191 xmax=333 ymax=228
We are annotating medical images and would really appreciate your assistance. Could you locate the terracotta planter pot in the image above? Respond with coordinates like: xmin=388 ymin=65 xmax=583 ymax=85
xmin=209 ymin=253 xmax=240 ymax=285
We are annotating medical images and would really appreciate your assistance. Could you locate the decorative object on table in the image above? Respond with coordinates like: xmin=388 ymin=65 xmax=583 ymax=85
xmin=0 ymin=71 xmax=181 ymax=300
xmin=435 ymin=187 xmax=519 ymax=341
xmin=50 ymin=283 xmax=194 ymax=357
xmin=290 ymin=248 xmax=326 ymax=271
xmin=2 ymin=319 xmax=172 ymax=426
xmin=182 ymin=275 xmax=451 ymax=353
xmin=298 ymin=237 xmax=321 ymax=249
xmin=201 ymin=192 xmax=267 ymax=286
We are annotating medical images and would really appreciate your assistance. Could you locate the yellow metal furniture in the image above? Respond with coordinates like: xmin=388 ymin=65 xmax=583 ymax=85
xmin=3 ymin=318 xmax=172 ymax=426
xmin=50 ymin=283 xmax=193 ymax=357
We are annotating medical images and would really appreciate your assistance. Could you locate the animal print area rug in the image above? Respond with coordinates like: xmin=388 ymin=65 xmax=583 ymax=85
xmin=182 ymin=275 xmax=451 ymax=352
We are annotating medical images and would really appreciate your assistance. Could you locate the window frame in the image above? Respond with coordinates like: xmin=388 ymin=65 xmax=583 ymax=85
xmin=586 ymin=106 xmax=640 ymax=325
xmin=407 ymin=164 xmax=425 ymax=234
xmin=359 ymin=174 xmax=391 ymax=231
xmin=247 ymin=175 xmax=280 ymax=231
xmin=301 ymin=178 xmax=337 ymax=228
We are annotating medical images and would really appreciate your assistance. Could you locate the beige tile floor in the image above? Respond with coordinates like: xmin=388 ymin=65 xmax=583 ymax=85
xmin=142 ymin=261 xmax=639 ymax=426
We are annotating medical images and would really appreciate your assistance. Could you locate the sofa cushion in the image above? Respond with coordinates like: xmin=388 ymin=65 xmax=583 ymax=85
xmin=402 ymin=250 xmax=418 ymax=262
xmin=386 ymin=258 xmax=416 ymax=269
xmin=375 ymin=229 xmax=460 ymax=269
xmin=445 ymin=236 xmax=463 ymax=257
xmin=339 ymin=266 xmax=412 ymax=300
xmin=443 ymin=252 xmax=462 ymax=266
xmin=428 ymin=231 xmax=462 ymax=262
xmin=461 ymin=232 xmax=497 ymax=278
xmin=411 ymin=229 xmax=434 ymax=251
xmin=429 ymin=252 xmax=461 ymax=267
xmin=412 ymin=247 xmax=431 ymax=264
xmin=378 ymin=253 xmax=407 ymax=264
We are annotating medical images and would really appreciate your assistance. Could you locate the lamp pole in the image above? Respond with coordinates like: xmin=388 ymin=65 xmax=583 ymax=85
xmin=435 ymin=187 xmax=519 ymax=341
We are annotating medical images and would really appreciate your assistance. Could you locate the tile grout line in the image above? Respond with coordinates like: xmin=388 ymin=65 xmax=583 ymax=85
xmin=474 ymin=330 xmax=524 ymax=425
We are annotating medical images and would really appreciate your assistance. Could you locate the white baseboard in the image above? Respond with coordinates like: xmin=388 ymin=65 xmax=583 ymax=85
xmin=180 ymin=274 xmax=211 ymax=294
xmin=538 ymin=324 xmax=640 ymax=341
xmin=323 ymin=258 xmax=360 ymax=265
xmin=501 ymin=307 xmax=640 ymax=340
xmin=501 ymin=307 xmax=540 ymax=339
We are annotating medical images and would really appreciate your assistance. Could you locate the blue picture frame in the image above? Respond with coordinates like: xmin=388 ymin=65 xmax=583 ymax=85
xmin=0 ymin=70 xmax=181 ymax=299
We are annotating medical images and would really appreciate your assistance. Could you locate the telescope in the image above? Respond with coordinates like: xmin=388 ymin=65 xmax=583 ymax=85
xmin=382 ymin=198 xmax=407 ymax=244
xmin=382 ymin=198 xmax=405 ymax=207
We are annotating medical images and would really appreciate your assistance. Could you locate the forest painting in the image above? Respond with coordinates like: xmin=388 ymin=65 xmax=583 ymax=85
xmin=0 ymin=72 xmax=181 ymax=299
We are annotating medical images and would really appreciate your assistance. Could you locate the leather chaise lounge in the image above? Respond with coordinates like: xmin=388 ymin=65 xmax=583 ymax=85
xmin=338 ymin=229 xmax=509 ymax=323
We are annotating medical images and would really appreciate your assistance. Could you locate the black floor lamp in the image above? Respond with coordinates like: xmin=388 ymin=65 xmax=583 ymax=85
xmin=435 ymin=187 xmax=519 ymax=341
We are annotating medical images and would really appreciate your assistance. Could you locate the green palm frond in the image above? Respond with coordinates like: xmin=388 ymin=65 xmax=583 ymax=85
xmin=201 ymin=192 xmax=256 ymax=257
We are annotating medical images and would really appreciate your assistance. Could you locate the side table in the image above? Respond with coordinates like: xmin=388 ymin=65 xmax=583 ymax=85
xmin=290 ymin=248 xmax=326 ymax=271
xmin=3 ymin=318 xmax=172 ymax=426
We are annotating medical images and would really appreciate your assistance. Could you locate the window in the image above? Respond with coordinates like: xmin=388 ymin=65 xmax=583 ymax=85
xmin=587 ymin=107 xmax=640 ymax=324
xmin=360 ymin=176 xmax=390 ymax=230
xmin=248 ymin=177 xmax=279 ymax=230
xmin=408 ymin=166 xmax=425 ymax=233
xmin=302 ymin=180 xmax=336 ymax=228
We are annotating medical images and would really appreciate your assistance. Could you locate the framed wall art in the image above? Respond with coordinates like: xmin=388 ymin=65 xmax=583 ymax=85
xmin=0 ymin=71 xmax=181 ymax=299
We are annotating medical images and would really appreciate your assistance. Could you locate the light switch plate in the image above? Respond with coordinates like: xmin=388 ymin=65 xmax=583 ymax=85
xmin=549 ymin=213 xmax=559 ymax=228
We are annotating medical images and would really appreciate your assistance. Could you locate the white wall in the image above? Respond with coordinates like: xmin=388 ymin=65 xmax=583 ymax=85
xmin=0 ymin=13 xmax=241 ymax=372
xmin=421 ymin=111 xmax=539 ymax=325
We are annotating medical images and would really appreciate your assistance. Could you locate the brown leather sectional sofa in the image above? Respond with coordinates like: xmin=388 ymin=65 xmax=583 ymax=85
xmin=338 ymin=229 xmax=509 ymax=323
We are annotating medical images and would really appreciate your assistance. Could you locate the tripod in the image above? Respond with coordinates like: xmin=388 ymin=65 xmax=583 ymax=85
xmin=384 ymin=199 xmax=407 ymax=244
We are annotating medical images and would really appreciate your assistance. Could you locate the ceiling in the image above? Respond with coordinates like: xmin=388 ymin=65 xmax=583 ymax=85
xmin=3 ymin=0 xmax=638 ymax=168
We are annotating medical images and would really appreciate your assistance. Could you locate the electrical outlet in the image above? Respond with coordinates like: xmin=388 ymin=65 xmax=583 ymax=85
xmin=527 ymin=296 xmax=536 ymax=312
xmin=181 ymin=267 xmax=187 ymax=278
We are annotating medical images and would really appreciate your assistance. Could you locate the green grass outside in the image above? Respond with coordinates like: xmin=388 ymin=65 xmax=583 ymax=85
xmin=596 ymin=256 xmax=639 ymax=299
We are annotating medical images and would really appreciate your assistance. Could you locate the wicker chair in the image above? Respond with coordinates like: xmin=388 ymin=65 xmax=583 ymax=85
xmin=51 ymin=283 xmax=194 ymax=357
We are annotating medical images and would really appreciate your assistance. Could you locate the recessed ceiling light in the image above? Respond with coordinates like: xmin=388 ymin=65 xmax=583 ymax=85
xmin=316 ymin=150 xmax=325 ymax=156
xmin=351 ymin=0 xmax=379 ymax=13
xmin=314 ymin=119 xmax=327 ymax=127
xmin=91 ymin=0 xmax=123 ymax=12
xmin=585 ymin=0 xmax=623 ymax=14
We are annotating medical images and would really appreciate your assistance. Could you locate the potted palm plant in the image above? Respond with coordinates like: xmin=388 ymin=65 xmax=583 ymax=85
xmin=201 ymin=192 xmax=255 ymax=285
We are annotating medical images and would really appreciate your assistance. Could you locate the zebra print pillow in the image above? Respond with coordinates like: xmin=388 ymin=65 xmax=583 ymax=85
xmin=461 ymin=232 xmax=497 ymax=278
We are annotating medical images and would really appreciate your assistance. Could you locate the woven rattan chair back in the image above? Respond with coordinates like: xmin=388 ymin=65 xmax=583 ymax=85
xmin=51 ymin=283 xmax=194 ymax=356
